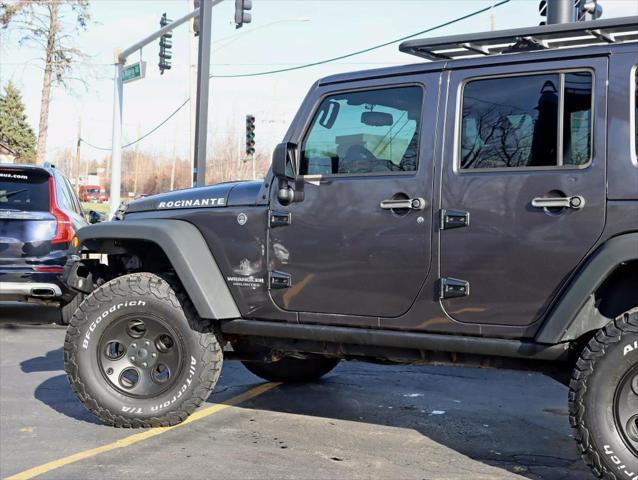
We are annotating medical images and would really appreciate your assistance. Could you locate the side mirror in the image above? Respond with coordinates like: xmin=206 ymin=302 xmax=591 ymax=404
xmin=88 ymin=210 xmax=102 ymax=224
xmin=272 ymin=142 xmax=297 ymax=180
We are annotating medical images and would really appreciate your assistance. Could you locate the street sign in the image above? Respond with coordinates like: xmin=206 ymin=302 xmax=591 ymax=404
xmin=122 ymin=61 xmax=146 ymax=84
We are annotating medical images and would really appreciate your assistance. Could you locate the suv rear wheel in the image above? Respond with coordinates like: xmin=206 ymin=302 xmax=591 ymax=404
xmin=64 ymin=273 xmax=222 ymax=427
xmin=570 ymin=309 xmax=638 ymax=478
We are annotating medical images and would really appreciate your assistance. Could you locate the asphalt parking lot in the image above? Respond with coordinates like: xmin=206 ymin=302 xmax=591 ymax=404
xmin=0 ymin=305 xmax=593 ymax=480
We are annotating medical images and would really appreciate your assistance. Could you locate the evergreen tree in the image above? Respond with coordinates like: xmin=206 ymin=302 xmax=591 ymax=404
xmin=0 ymin=82 xmax=36 ymax=161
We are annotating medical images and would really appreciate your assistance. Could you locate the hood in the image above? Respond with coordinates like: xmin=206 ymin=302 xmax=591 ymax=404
xmin=125 ymin=180 xmax=263 ymax=214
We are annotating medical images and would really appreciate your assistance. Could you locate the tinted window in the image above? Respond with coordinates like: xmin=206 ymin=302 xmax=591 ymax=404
xmin=55 ymin=175 xmax=74 ymax=211
xmin=460 ymin=72 xmax=592 ymax=170
xmin=635 ymin=69 xmax=638 ymax=158
xmin=0 ymin=169 xmax=50 ymax=212
xmin=301 ymin=86 xmax=423 ymax=175
xmin=563 ymin=72 xmax=593 ymax=166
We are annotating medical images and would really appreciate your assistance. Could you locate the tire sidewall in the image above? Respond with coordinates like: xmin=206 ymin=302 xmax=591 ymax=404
xmin=69 ymin=282 xmax=208 ymax=421
xmin=585 ymin=331 xmax=638 ymax=475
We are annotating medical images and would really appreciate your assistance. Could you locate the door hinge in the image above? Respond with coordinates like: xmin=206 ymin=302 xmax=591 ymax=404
xmin=270 ymin=210 xmax=291 ymax=227
xmin=440 ymin=209 xmax=470 ymax=230
xmin=439 ymin=277 xmax=470 ymax=299
xmin=270 ymin=270 xmax=292 ymax=289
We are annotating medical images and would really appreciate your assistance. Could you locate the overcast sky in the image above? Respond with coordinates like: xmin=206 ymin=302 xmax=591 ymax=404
xmin=1 ymin=0 xmax=636 ymax=168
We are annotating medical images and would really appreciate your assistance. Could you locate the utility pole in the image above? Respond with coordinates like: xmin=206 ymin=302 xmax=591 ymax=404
xmin=192 ymin=0 xmax=213 ymax=187
xmin=189 ymin=0 xmax=198 ymax=173
xmin=74 ymin=115 xmax=82 ymax=186
xmin=133 ymin=125 xmax=141 ymax=196
xmin=546 ymin=0 xmax=575 ymax=24
xmin=170 ymin=127 xmax=178 ymax=191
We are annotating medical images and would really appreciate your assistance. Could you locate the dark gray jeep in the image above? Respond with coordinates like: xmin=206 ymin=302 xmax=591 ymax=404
xmin=64 ymin=17 xmax=638 ymax=479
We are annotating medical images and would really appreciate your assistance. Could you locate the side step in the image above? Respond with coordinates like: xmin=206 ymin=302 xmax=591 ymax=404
xmin=221 ymin=320 xmax=570 ymax=362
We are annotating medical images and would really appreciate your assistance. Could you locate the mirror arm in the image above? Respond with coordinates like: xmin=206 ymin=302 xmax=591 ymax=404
xmin=277 ymin=178 xmax=295 ymax=205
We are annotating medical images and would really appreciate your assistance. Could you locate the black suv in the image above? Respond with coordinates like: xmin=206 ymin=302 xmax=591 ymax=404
xmin=0 ymin=163 xmax=87 ymax=323
xmin=64 ymin=18 xmax=638 ymax=478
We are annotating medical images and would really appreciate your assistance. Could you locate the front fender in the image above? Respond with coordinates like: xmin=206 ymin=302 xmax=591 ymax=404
xmin=74 ymin=219 xmax=240 ymax=320
xmin=536 ymin=233 xmax=638 ymax=344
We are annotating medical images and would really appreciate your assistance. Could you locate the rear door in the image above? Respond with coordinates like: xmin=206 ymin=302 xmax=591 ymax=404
xmin=0 ymin=167 xmax=56 ymax=265
xmin=439 ymin=57 xmax=607 ymax=326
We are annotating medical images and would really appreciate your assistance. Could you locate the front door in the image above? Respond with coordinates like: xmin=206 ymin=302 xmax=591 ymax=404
xmin=269 ymin=78 xmax=439 ymax=318
xmin=439 ymin=58 xmax=608 ymax=326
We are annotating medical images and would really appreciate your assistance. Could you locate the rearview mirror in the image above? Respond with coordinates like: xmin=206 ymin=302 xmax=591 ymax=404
xmin=361 ymin=111 xmax=393 ymax=127
xmin=272 ymin=142 xmax=297 ymax=181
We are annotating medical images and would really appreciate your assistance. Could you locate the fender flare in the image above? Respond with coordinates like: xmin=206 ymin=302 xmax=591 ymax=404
xmin=536 ymin=233 xmax=638 ymax=344
xmin=76 ymin=219 xmax=240 ymax=320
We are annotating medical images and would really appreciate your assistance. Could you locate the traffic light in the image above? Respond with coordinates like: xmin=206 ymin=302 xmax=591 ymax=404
xmin=245 ymin=115 xmax=256 ymax=156
xmin=234 ymin=0 xmax=252 ymax=29
xmin=158 ymin=13 xmax=173 ymax=75
xmin=539 ymin=0 xmax=547 ymax=25
xmin=576 ymin=0 xmax=602 ymax=21
xmin=192 ymin=0 xmax=200 ymax=36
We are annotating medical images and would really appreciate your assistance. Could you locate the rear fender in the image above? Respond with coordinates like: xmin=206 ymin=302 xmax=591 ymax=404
xmin=536 ymin=233 xmax=638 ymax=344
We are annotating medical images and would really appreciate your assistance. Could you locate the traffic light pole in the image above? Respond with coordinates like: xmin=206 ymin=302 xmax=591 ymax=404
xmin=546 ymin=0 xmax=575 ymax=24
xmin=193 ymin=0 xmax=213 ymax=187
xmin=108 ymin=1 xmax=223 ymax=216
xmin=109 ymin=60 xmax=123 ymax=217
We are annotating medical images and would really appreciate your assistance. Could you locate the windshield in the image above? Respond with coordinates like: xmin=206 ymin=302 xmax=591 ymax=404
xmin=85 ymin=188 xmax=101 ymax=194
xmin=0 ymin=169 xmax=50 ymax=212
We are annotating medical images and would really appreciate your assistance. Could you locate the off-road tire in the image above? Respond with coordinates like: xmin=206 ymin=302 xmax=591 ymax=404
xmin=242 ymin=356 xmax=340 ymax=383
xmin=569 ymin=308 xmax=638 ymax=478
xmin=64 ymin=272 xmax=223 ymax=427
xmin=60 ymin=293 xmax=84 ymax=325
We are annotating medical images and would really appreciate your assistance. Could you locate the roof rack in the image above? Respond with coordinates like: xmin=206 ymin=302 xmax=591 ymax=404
xmin=399 ymin=16 xmax=638 ymax=61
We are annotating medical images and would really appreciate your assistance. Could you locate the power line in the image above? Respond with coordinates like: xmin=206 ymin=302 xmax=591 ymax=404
xmin=80 ymin=98 xmax=190 ymax=151
xmin=210 ymin=0 xmax=510 ymax=78
xmin=81 ymin=0 xmax=510 ymax=151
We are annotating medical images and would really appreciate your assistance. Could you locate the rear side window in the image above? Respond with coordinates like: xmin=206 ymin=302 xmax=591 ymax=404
xmin=460 ymin=71 xmax=593 ymax=170
xmin=0 ymin=169 xmax=50 ymax=212
xmin=634 ymin=67 xmax=637 ymax=159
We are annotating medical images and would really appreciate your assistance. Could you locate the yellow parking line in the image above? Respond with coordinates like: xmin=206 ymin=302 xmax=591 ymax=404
xmin=5 ymin=382 xmax=279 ymax=480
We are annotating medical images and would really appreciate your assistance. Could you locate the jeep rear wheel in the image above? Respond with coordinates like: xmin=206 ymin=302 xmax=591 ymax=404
xmin=64 ymin=273 xmax=222 ymax=428
xmin=569 ymin=308 xmax=638 ymax=478
xmin=242 ymin=356 xmax=340 ymax=383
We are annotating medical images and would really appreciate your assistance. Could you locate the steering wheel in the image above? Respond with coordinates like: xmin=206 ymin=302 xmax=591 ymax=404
xmin=345 ymin=144 xmax=377 ymax=162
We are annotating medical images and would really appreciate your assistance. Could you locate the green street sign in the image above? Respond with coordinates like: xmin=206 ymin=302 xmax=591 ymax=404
xmin=122 ymin=61 xmax=146 ymax=84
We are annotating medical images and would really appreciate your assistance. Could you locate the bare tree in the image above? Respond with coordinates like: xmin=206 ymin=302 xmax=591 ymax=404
xmin=1 ymin=0 xmax=90 ymax=163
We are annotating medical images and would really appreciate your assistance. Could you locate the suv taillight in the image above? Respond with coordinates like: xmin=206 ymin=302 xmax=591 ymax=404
xmin=49 ymin=177 xmax=74 ymax=244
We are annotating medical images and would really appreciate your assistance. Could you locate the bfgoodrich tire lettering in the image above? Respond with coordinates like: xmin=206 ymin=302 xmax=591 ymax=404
xmin=570 ymin=309 xmax=638 ymax=479
xmin=64 ymin=273 xmax=222 ymax=428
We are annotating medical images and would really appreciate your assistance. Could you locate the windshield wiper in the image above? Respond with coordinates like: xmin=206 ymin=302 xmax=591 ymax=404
xmin=0 ymin=189 xmax=28 ymax=200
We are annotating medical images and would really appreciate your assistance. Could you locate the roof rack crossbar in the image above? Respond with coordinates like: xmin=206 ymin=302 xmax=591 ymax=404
xmin=461 ymin=42 xmax=490 ymax=55
xmin=587 ymin=28 xmax=616 ymax=43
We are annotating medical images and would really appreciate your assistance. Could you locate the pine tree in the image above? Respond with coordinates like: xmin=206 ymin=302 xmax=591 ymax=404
xmin=0 ymin=82 xmax=36 ymax=162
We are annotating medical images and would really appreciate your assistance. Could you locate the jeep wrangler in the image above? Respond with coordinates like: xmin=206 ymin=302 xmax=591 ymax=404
xmin=63 ymin=17 xmax=638 ymax=478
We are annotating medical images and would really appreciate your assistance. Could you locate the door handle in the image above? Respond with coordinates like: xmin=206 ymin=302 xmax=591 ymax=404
xmin=380 ymin=197 xmax=427 ymax=210
xmin=531 ymin=195 xmax=585 ymax=210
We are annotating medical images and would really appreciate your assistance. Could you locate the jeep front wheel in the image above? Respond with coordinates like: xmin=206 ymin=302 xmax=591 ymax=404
xmin=64 ymin=273 xmax=223 ymax=428
xmin=570 ymin=309 xmax=638 ymax=478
